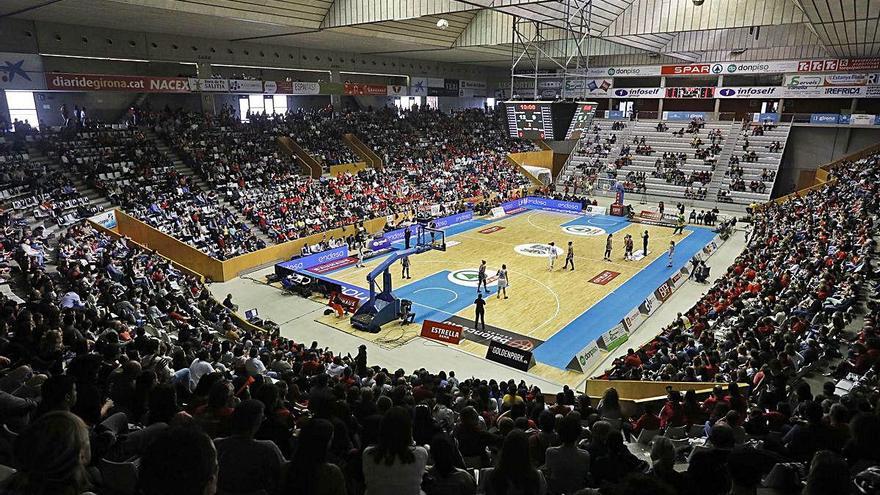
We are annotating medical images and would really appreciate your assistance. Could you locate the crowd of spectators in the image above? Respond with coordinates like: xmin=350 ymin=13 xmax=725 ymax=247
xmin=154 ymin=106 xmax=532 ymax=245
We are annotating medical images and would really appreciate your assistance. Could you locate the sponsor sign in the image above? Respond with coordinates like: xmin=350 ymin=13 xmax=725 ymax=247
xmin=611 ymin=87 xmax=662 ymax=98
xmin=491 ymin=207 xmax=506 ymax=218
xmin=88 ymin=210 xmax=118 ymax=229
xmin=563 ymin=78 xmax=613 ymax=97
xmin=587 ymin=65 xmax=662 ymax=77
xmin=662 ymin=64 xmax=712 ymax=75
xmin=428 ymin=78 xmax=460 ymax=97
xmin=810 ymin=113 xmax=840 ymax=124
xmin=307 ymin=256 xmax=359 ymax=274
xmin=486 ymin=340 xmax=534 ymax=371
xmin=597 ymin=323 xmax=629 ymax=351
xmin=446 ymin=316 xmax=544 ymax=351
xmin=569 ymin=340 xmax=603 ymax=373
xmin=562 ymin=225 xmax=606 ymax=236
xmin=868 ymin=73 xmax=880 ymax=86
xmin=447 ymin=269 xmax=498 ymax=288
xmin=851 ymin=114 xmax=876 ymax=126
xmin=189 ymin=78 xmax=228 ymax=92
xmin=605 ymin=110 xmax=627 ymax=119
xmin=669 ymin=269 xmax=687 ymax=289
xmin=524 ymin=196 xmax=582 ymax=213
xmin=48 ymin=73 xmax=191 ymax=93
xmin=514 ymin=243 xmax=564 ymax=258
xmin=420 ymin=320 xmax=463 ymax=345
xmin=263 ymin=81 xmax=278 ymax=94
xmin=825 ymin=73 xmax=867 ymax=86
xmin=387 ymin=84 xmax=407 ymax=96
xmin=479 ymin=226 xmax=505 ymax=234
xmin=228 ymin=79 xmax=263 ymax=92
xmin=640 ymin=293 xmax=659 ymax=315
xmin=622 ymin=306 xmax=647 ymax=333
xmin=290 ymin=81 xmax=320 ymax=95
xmin=411 ymin=78 xmax=427 ymax=96
xmin=585 ymin=205 xmax=607 ymax=215
xmin=459 ymin=79 xmax=487 ymax=97
xmin=665 ymin=87 xmax=715 ymax=98
xmin=344 ymin=83 xmax=387 ymax=96
xmin=753 ymin=112 xmax=780 ymax=123
xmin=822 ymin=86 xmax=865 ymax=97
xmin=432 ymin=211 xmax=473 ymax=229
xmin=715 ymin=86 xmax=782 ymax=98
xmin=276 ymin=245 xmax=349 ymax=271
xmin=838 ymin=58 xmax=880 ymax=72
xmin=589 ymin=270 xmax=620 ymax=285
xmin=662 ymin=111 xmax=707 ymax=121
xmin=0 ymin=52 xmax=46 ymax=90
xmin=654 ymin=280 xmax=673 ymax=302
xmin=797 ymin=59 xmax=841 ymax=72
xmin=784 ymin=74 xmax=823 ymax=87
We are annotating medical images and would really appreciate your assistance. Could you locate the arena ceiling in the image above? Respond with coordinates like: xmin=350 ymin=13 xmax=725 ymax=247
xmin=2 ymin=0 xmax=877 ymax=67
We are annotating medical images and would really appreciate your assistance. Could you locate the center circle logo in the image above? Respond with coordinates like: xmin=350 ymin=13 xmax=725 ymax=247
xmin=562 ymin=225 xmax=606 ymax=236
xmin=448 ymin=269 xmax=498 ymax=288
xmin=514 ymin=243 xmax=565 ymax=257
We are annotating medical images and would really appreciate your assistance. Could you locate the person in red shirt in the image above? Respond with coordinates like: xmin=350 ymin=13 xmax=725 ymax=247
xmin=632 ymin=402 xmax=661 ymax=435
xmin=659 ymin=391 xmax=686 ymax=429
xmin=623 ymin=348 xmax=642 ymax=369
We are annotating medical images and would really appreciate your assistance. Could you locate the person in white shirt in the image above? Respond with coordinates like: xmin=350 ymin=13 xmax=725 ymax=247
xmin=547 ymin=242 xmax=558 ymax=271
xmin=244 ymin=347 xmax=266 ymax=377
xmin=186 ymin=351 xmax=214 ymax=392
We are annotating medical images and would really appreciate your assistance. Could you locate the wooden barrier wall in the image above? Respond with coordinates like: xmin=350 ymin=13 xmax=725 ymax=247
xmin=343 ymin=134 xmax=383 ymax=170
xmin=113 ymin=210 xmax=226 ymax=281
xmin=278 ymin=136 xmax=321 ymax=178
xmin=329 ymin=162 xmax=367 ymax=175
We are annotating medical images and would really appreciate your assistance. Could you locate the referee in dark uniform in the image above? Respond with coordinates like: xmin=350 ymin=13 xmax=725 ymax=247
xmin=474 ymin=293 xmax=486 ymax=330
xmin=563 ymin=241 xmax=575 ymax=271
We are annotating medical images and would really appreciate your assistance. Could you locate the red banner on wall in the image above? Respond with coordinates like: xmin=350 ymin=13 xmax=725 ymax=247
xmin=46 ymin=73 xmax=191 ymax=93
xmin=344 ymin=83 xmax=388 ymax=96
xmin=661 ymin=64 xmax=711 ymax=75
xmin=420 ymin=320 xmax=463 ymax=345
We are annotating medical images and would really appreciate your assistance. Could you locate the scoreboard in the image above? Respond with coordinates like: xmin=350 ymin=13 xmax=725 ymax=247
xmin=504 ymin=101 xmax=597 ymax=141
xmin=664 ymin=87 xmax=715 ymax=99
xmin=565 ymin=103 xmax=597 ymax=140
xmin=505 ymin=102 xmax=554 ymax=139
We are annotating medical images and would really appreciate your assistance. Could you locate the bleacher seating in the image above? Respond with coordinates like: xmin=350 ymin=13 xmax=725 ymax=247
xmin=716 ymin=121 xmax=791 ymax=205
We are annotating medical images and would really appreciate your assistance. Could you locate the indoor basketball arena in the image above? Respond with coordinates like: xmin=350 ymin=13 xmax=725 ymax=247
xmin=0 ymin=0 xmax=877 ymax=494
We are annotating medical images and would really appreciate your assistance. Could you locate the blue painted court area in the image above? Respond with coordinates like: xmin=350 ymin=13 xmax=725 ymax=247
xmin=394 ymin=270 xmax=481 ymax=324
xmin=534 ymin=226 xmax=717 ymax=369
xmin=562 ymin=214 xmax=630 ymax=235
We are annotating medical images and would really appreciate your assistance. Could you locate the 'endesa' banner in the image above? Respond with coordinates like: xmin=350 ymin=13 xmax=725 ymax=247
xmin=46 ymin=73 xmax=191 ymax=92
xmin=420 ymin=320 xmax=463 ymax=345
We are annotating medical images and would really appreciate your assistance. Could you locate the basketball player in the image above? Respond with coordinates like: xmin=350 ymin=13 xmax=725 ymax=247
xmin=563 ymin=241 xmax=575 ymax=271
xmin=355 ymin=240 xmax=366 ymax=268
xmin=642 ymin=230 xmax=649 ymax=257
xmin=603 ymin=234 xmax=613 ymax=261
xmin=477 ymin=260 xmax=489 ymax=293
xmin=667 ymin=240 xmax=675 ymax=267
xmin=548 ymin=242 xmax=558 ymax=271
xmin=496 ymin=264 xmax=509 ymax=299
xmin=401 ymin=255 xmax=411 ymax=279
xmin=624 ymin=234 xmax=634 ymax=261
xmin=474 ymin=292 xmax=486 ymax=330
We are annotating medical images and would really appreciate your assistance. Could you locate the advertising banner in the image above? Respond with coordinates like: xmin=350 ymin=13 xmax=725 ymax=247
xmin=459 ymin=79 xmax=487 ymax=97
xmin=500 ymin=198 xmax=526 ymax=212
xmin=654 ymin=280 xmax=673 ymax=302
xmin=868 ymin=73 xmax=880 ymax=86
xmin=662 ymin=63 xmax=714 ymax=75
xmin=621 ymin=305 xmax=647 ymax=333
xmin=420 ymin=320 xmax=463 ymax=345
xmin=280 ymin=81 xmax=321 ymax=95
xmin=669 ymin=269 xmax=688 ymax=289
xmin=838 ymin=58 xmax=880 ymax=72
xmin=850 ymin=114 xmax=877 ymax=126
xmin=665 ymin=87 xmax=715 ymax=98
xmin=585 ymin=205 xmax=607 ymax=215
xmin=753 ymin=113 xmax=780 ymax=123
xmin=562 ymin=78 xmax=613 ymax=97
xmin=88 ymin=210 xmax=118 ymax=229
xmin=810 ymin=113 xmax=840 ymax=124
xmin=432 ymin=211 xmax=473 ymax=229
xmin=640 ymin=293 xmax=659 ymax=315
xmin=228 ymin=79 xmax=263 ymax=92
xmin=611 ymin=87 xmax=662 ymax=99
xmin=596 ymin=323 xmax=629 ymax=351
xmin=276 ymin=245 xmax=349 ymax=271
xmin=344 ymin=83 xmax=387 ymax=96
xmin=524 ymin=196 xmax=582 ymax=214
xmin=0 ymin=52 xmax=46 ymax=90
xmin=411 ymin=78 xmax=427 ymax=96
xmin=568 ymin=340 xmax=603 ymax=373
xmin=387 ymin=84 xmax=408 ymax=96
xmin=189 ymin=78 xmax=228 ymax=92
xmin=784 ymin=74 xmax=823 ymax=87
xmin=662 ymin=111 xmax=707 ymax=121
xmin=605 ymin=110 xmax=627 ymax=119
xmin=586 ymin=65 xmax=662 ymax=77
xmin=715 ymin=86 xmax=782 ymax=98
xmin=428 ymin=78 xmax=460 ymax=97
xmin=825 ymin=73 xmax=867 ymax=86
xmin=486 ymin=340 xmax=534 ymax=371
xmin=48 ymin=73 xmax=191 ymax=93
xmin=446 ymin=316 xmax=544 ymax=351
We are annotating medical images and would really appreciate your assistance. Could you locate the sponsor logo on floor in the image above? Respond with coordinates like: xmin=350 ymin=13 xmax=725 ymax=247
xmin=514 ymin=243 xmax=565 ymax=257
xmin=445 ymin=316 xmax=544 ymax=351
xmin=562 ymin=225 xmax=606 ymax=236
xmin=589 ymin=270 xmax=620 ymax=285
xmin=447 ymin=268 xmax=499 ymax=288
xmin=479 ymin=226 xmax=505 ymax=234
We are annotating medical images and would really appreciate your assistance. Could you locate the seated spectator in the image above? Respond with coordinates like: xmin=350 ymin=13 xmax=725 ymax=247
xmin=281 ymin=417 xmax=346 ymax=495
xmin=138 ymin=426 xmax=218 ymax=495
xmin=480 ymin=429 xmax=547 ymax=495
xmin=214 ymin=400 xmax=286 ymax=495
xmin=362 ymin=406 xmax=428 ymax=495
xmin=423 ymin=433 xmax=476 ymax=495
xmin=543 ymin=412 xmax=589 ymax=495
